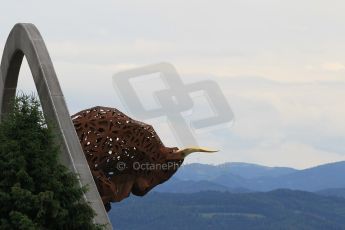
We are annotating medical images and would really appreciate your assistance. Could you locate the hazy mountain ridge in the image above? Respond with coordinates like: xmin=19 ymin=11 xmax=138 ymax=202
xmin=174 ymin=162 xmax=297 ymax=180
xmin=154 ymin=177 xmax=252 ymax=193
xmin=154 ymin=161 xmax=345 ymax=193
xmin=316 ymin=188 xmax=345 ymax=199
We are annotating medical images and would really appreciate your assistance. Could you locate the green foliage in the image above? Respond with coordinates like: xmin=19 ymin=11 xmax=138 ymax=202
xmin=0 ymin=95 xmax=104 ymax=229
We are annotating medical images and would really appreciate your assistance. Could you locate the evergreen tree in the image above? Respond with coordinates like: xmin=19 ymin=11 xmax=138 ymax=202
xmin=0 ymin=95 xmax=104 ymax=229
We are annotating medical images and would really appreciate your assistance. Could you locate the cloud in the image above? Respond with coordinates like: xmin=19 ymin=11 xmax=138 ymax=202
xmin=228 ymin=142 xmax=345 ymax=169
xmin=15 ymin=57 xmax=345 ymax=168
xmin=2 ymin=0 xmax=345 ymax=168
xmin=182 ymin=76 xmax=345 ymax=168
xmin=322 ymin=62 xmax=345 ymax=72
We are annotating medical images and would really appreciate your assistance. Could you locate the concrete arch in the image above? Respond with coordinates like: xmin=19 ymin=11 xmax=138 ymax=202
xmin=0 ymin=23 xmax=111 ymax=229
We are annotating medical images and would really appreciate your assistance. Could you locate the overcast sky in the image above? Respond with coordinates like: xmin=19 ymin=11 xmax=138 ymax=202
xmin=1 ymin=0 xmax=345 ymax=169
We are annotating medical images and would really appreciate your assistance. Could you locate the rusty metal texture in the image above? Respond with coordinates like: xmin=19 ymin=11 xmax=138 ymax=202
xmin=72 ymin=106 xmax=183 ymax=211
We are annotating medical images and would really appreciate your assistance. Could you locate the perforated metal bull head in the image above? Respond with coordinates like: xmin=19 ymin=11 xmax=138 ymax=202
xmin=71 ymin=106 xmax=217 ymax=211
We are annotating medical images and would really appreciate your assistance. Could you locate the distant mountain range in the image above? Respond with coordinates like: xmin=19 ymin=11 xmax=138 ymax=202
xmin=110 ymin=161 xmax=345 ymax=229
xmin=174 ymin=162 xmax=297 ymax=180
xmin=154 ymin=161 xmax=345 ymax=193
xmin=316 ymin=188 xmax=345 ymax=199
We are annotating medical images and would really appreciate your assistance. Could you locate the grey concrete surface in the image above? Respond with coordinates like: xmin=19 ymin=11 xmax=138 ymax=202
xmin=0 ymin=23 xmax=112 ymax=229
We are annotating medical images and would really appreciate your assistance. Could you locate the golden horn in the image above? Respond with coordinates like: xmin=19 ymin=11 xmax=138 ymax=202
xmin=175 ymin=147 xmax=219 ymax=158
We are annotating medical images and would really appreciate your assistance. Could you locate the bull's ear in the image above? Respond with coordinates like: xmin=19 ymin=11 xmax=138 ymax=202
xmin=168 ymin=147 xmax=218 ymax=159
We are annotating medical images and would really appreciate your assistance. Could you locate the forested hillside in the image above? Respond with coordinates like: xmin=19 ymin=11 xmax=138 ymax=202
xmin=109 ymin=190 xmax=345 ymax=230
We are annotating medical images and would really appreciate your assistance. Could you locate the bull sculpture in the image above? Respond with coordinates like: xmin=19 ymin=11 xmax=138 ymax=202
xmin=71 ymin=106 xmax=217 ymax=211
